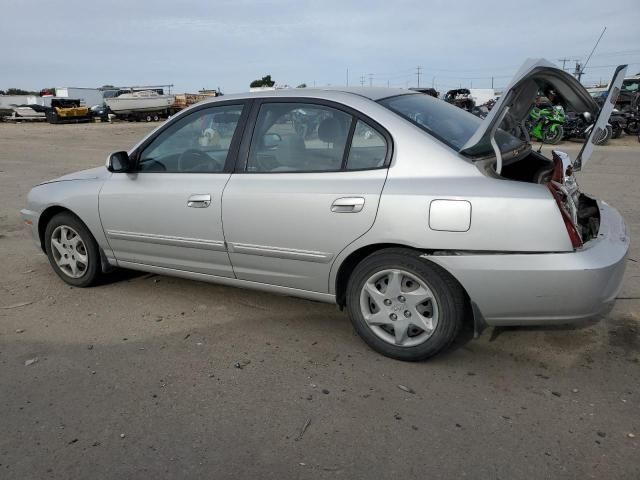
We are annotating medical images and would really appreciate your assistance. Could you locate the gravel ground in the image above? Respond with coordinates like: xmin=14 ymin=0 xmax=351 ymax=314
xmin=0 ymin=122 xmax=638 ymax=479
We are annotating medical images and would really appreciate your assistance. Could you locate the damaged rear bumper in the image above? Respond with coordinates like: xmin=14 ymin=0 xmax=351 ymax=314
xmin=428 ymin=201 xmax=629 ymax=326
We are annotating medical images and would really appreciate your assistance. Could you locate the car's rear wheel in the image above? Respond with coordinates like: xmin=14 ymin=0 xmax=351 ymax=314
xmin=346 ymin=248 xmax=465 ymax=361
xmin=44 ymin=212 xmax=101 ymax=287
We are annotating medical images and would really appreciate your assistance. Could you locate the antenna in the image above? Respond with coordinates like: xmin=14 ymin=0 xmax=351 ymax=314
xmin=578 ymin=26 xmax=607 ymax=82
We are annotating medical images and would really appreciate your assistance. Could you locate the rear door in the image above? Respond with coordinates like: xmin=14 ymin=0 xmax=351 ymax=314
xmin=221 ymin=99 xmax=391 ymax=292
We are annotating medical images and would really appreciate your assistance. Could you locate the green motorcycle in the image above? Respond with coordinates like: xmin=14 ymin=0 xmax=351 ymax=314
xmin=527 ymin=105 xmax=565 ymax=145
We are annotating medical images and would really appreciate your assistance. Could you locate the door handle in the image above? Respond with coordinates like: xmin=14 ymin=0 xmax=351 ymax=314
xmin=331 ymin=197 xmax=365 ymax=213
xmin=187 ymin=193 xmax=211 ymax=208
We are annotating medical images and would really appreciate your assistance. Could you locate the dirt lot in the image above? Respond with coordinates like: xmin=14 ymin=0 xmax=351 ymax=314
xmin=0 ymin=122 xmax=638 ymax=479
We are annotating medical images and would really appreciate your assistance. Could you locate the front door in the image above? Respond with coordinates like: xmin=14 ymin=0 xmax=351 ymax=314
xmin=99 ymin=102 xmax=247 ymax=277
xmin=222 ymin=100 xmax=391 ymax=292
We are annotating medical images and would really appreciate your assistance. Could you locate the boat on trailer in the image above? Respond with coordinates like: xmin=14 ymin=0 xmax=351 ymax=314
xmin=104 ymin=90 xmax=175 ymax=115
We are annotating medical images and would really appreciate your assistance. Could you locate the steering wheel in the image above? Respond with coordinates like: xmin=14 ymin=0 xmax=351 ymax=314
xmin=178 ymin=149 xmax=213 ymax=172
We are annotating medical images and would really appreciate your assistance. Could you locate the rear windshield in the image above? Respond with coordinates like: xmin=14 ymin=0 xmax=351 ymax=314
xmin=378 ymin=93 xmax=523 ymax=157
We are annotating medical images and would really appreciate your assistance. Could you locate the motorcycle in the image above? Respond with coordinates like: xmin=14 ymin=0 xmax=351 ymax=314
xmin=623 ymin=95 xmax=640 ymax=135
xmin=563 ymin=110 xmax=612 ymax=146
xmin=609 ymin=108 xmax=628 ymax=139
xmin=526 ymin=105 xmax=565 ymax=145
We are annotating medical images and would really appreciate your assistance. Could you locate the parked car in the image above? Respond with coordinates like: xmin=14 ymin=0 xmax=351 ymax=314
xmin=589 ymin=89 xmax=628 ymax=138
xmin=444 ymin=88 xmax=475 ymax=112
xmin=89 ymin=104 xmax=110 ymax=122
xmin=21 ymin=60 xmax=629 ymax=361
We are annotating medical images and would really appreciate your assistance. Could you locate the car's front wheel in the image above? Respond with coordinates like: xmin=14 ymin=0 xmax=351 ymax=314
xmin=346 ymin=249 xmax=465 ymax=361
xmin=44 ymin=212 xmax=101 ymax=287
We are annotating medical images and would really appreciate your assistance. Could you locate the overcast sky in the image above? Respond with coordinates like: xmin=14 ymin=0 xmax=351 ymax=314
xmin=1 ymin=0 xmax=639 ymax=94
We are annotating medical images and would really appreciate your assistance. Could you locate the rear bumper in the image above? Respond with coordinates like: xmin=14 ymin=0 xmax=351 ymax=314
xmin=428 ymin=201 xmax=629 ymax=326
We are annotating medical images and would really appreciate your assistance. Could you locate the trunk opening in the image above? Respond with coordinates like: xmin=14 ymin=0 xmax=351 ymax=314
xmin=475 ymin=150 xmax=601 ymax=245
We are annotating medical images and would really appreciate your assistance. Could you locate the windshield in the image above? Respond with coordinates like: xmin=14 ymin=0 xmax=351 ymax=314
xmin=379 ymin=93 xmax=524 ymax=157
xmin=621 ymin=79 xmax=639 ymax=93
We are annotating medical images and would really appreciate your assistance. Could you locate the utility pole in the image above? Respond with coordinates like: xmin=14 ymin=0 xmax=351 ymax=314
xmin=574 ymin=61 xmax=583 ymax=80
xmin=558 ymin=58 xmax=571 ymax=70
xmin=368 ymin=73 xmax=373 ymax=87
xmin=346 ymin=68 xmax=349 ymax=87
xmin=360 ymin=75 xmax=365 ymax=86
xmin=491 ymin=76 xmax=494 ymax=88
xmin=416 ymin=66 xmax=422 ymax=88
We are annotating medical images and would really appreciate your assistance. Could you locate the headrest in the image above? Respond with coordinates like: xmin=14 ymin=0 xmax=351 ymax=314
xmin=318 ymin=118 xmax=344 ymax=144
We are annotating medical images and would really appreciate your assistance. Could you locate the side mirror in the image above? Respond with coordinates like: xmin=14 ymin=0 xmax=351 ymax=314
xmin=107 ymin=151 xmax=132 ymax=172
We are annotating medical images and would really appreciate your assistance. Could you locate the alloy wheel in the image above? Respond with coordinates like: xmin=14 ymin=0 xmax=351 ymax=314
xmin=50 ymin=225 xmax=89 ymax=278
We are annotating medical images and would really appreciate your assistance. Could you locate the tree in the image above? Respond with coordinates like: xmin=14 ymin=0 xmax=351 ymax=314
xmin=250 ymin=75 xmax=275 ymax=88
xmin=5 ymin=88 xmax=35 ymax=95
xmin=296 ymin=83 xmax=307 ymax=88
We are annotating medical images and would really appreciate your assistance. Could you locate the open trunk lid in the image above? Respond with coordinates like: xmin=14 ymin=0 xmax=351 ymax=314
xmin=574 ymin=64 xmax=627 ymax=170
xmin=460 ymin=58 xmax=626 ymax=172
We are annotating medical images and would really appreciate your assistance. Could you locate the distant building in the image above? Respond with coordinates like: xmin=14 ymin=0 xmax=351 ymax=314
xmin=55 ymin=87 xmax=104 ymax=107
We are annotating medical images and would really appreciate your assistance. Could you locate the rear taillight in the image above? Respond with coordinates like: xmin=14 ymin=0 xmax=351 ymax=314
xmin=551 ymin=150 xmax=573 ymax=183
xmin=551 ymin=155 xmax=564 ymax=183
xmin=547 ymin=184 xmax=583 ymax=249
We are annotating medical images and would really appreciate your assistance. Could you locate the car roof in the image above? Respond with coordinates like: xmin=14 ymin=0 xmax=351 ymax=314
xmin=199 ymin=87 xmax=414 ymax=105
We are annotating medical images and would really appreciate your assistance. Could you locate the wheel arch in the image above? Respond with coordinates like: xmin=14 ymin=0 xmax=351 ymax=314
xmin=38 ymin=205 xmax=74 ymax=252
xmin=334 ymin=243 xmax=484 ymax=335
xmin=37 ymin=205 xmax=112 ymax=273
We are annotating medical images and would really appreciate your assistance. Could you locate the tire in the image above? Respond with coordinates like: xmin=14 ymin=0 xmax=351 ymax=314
xmin=145 ymin=114 xmax=152 ymax=122
xmin=594 ymin=125 xmax=612 ymax=145
xmin=543 ymin=125 xmax=564 ymax=145
xmin=44 ymin=212 xmax=101 ymax=287
xmin=346 ymin=248 xmax=466 ymax=361
xmin=625 ymin=121 xmax=640 ymax=135
xmin=152 ymin=114 xmax=160 ymax=122
xmin=611 ymin=123 xmax=623 ymax=139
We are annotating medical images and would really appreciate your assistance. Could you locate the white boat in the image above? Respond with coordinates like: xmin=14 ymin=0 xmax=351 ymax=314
xmin=104 ymin=90 xmax=175 ymax=114
xmin=11 ymin=106 xmax=46 ymax=121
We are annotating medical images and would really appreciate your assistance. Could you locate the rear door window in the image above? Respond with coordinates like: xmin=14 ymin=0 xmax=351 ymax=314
xmin=246 ymin=102 xmax=352 ymax=172
xmin=346 ymin=120 xmax=387 ymax=170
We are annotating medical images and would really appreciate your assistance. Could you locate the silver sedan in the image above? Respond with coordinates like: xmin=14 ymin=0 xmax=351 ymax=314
xmin=21 ymin=59 xmax=630 ymax=361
